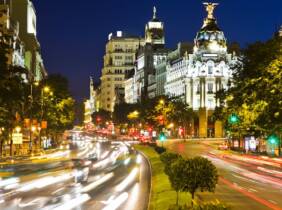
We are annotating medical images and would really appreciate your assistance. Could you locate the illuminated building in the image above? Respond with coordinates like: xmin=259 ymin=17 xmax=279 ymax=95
xmin=132 ymin=7 xmax=169 ymax=102
xmin=99 ymin=31 xmax=143 ymax=111
xmin=164 ymin=3 xmax=239 ymax=137
xmin=6 ymin=0 xmax=47 ymax=81
xmin=0 ymin=2 xmax=25 ymax=68
xmin=84 ymin=77 xmax=97 ymax=124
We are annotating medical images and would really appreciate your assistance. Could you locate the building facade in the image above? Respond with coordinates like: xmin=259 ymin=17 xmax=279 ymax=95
xmin=0 ymin=3 xmax=25 ymax=68
xmin=165 ymin=3 xmax=238 ymax=138
xmin=131 ymin=7 xmax=168 ymax=103
xmin=84 ymin=77 xmax=97 ymax=124
xmin=99 ymin=31 xmax=143 ymax=112
xmin=5 ymin=0 xmax=47 ymax=81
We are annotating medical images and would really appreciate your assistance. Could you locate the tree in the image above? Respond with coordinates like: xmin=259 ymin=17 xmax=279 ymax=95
xmin=113 ymin=103 xmax=139 ymax=124
xmin=168 ymin=99 xmax=195 ymax=138
xmin=41 ymin=74 xmax=75 ymax=144
xmin=215 ymin=34 xmax=282 ymax=140
xmin=0 ymin=41 xmax=28 ymax=156
xmin=160 ymin=152 xmax=182 ymax=175
xmin=180 ymin=157 xmax=218 ymax=205
xmin=91 ymin=109 xmax=112 ymax=126
xmin=162 ymin=154 xmax=184 ymax=205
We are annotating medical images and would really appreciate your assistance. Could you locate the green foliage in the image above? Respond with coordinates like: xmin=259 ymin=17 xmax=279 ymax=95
xmin=168 ymin=201 xmax=230 ymax=210
xmin=170 ymin=156 xmax=218 ymax=202
xmin=160 ymin=152 xmax=182 ymax=175
xmin=25 ymin=74 xmax=75 ymax=136
xmin=215 ymin=34 xmax=282 ymax=136
xmin=113 ymin=103 xmax=138 ymax=124
xmin=91 ymin=109 xmax=112 ymax=125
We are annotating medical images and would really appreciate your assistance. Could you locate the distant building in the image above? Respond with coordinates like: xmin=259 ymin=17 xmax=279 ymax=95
xmin=99 ymin=31 xmax=144 ymax=112
xmin=279 ymin=25 xmax=282 ymax=37
xmin=132 ymin=7 xmax=169 ymax=102
xmin=124 ymin=69 xmax=135 ymax=104
xmin=164 ymin=3 xmax=239 ymax=138
xmin=84 ymin=77 xmax=96 ymax=124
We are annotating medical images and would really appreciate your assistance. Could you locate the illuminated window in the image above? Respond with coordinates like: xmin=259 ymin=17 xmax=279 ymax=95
xmin=208 ymin=66 xmax=213 ymax=74
xmin=208 ymin=83 xmax=213 ymax=93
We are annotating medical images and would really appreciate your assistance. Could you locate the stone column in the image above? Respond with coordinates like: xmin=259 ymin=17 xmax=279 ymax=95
xmin=215 ymin=120 xmax=223 ymax=138
xmin=199 ymin=107 xmax=207 ymax=138
xmin=215 ymin=78 xmax=222 ymax=107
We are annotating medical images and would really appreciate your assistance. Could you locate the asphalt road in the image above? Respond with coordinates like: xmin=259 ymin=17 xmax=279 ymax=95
xmin=0 ymin=137 xmax=151 ymax=210
xmin=165 ymin=140 xmax=282 ymax=210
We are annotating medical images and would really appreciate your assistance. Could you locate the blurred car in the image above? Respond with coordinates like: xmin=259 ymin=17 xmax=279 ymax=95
xmin=87 ymin=153 xmax=98 ymax=163
xmin=71 ymin=159 xmax=90 ymax=183
xmin=218 ymin=143 xmax=228 ymax=150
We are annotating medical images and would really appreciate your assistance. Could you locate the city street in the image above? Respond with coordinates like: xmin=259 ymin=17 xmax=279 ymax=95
xmin=165 ymin=140 xmax=282 ymax=210
xmin=0 ymin=136 xmax=151 ymax=210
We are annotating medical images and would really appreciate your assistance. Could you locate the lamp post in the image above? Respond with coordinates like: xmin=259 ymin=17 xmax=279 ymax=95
xmin=29 ymin=81 xmax=39 ymax=154
xmin=39 ymin=86 xmax=51 ymax=152
xmin=228 ymin=113 xmax=240 ymax=149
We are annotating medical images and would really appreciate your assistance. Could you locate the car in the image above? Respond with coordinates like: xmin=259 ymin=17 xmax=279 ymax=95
xmin=71 ymin=159 xmax=90 ymax=183
xmin=218 ymin=144 xmax=228 ymax=150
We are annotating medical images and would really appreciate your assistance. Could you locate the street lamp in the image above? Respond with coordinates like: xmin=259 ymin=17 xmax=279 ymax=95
xmin=228 ymin=113 xmax=240 ymax=149
xmin=15 ymin=126 xmax=21 ymax=133
xmin=29 ymin=81 xmax=39 ymax=154
xmin=267 ymin=134 xmax=280 ymax=156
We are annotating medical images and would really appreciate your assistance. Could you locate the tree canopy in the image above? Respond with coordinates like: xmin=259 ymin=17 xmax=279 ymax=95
xmin=215 ymin=34 xmax=282 ymax=136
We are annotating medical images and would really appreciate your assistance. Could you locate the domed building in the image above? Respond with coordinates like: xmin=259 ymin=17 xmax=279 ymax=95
xmin=165 ymin=3 xmax=238 ymax=138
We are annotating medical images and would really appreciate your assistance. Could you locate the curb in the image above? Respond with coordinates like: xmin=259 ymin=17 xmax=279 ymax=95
xmin=138 ymin=150 xmax=153 ymax=210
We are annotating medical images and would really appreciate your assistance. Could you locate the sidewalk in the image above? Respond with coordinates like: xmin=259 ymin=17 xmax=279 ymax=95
xmin=0 ymin=148 xmax=60 ymax=165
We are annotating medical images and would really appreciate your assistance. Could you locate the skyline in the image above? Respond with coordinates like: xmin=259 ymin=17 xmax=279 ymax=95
xmin=33 ymin=0 xmax=282 ymax=101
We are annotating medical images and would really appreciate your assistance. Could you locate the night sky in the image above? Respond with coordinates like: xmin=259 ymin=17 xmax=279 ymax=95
xmin=32 ymin=0 xmax=282 ymax=102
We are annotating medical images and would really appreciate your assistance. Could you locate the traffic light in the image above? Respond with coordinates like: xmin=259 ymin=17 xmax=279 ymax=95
xmin=267 ymin=134 xmax=279 ymax=145
xmin=159 ymin=132 xmax=166 ymax=141
xmin=228 ymin=113 xmax=239 ymax=124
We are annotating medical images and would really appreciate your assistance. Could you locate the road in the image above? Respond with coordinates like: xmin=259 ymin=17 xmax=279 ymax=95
xmin=164 ymin=140 xmax=282 ymax=210
xmin=0 ymin=136 xmax=151 ymax=210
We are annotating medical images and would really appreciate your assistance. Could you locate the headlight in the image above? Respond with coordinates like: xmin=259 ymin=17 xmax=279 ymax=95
xmin=74 ymin=170 xmax=83 ymax=177
xmin=136 ymin=154 xmax=142 ymax=164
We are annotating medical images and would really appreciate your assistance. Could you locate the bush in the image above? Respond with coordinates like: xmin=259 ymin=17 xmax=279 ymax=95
xmin=154 ymin=145 xmax=166 ymax=154
xmin=168 ymin=202 xmax=230 ymax=210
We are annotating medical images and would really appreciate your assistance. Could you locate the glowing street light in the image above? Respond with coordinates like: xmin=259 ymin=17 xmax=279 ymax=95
xmin=31 ymin=126 xmax=36 ymax=132
xmin=15 ymin=126 xmax=21 ymax=133
xmin=43 ymin=86 xmax=50 ymax=93
xmin=159 ymin=99 xmax=164 ymax=105
xmin=228 ymin=113 xmax=239 ymax=125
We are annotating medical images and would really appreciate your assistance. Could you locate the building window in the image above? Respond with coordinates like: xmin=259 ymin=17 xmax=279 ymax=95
xmin=115 ymin=56 xmax=122 ymax=60
xmin=208 ymin=66 xmax=213 ymax=74
xmin=196 ymin=84 xmax=200 ymax=94
xmin=107 ymin=78 xmax=111 ymax=81
xmin=208 ymin=83 xmax=213 ymax=93
xmin=208 ymin=99 xmax=213 ymax=108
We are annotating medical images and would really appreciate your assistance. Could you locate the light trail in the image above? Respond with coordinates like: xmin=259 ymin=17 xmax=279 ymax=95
xmin=102 ymin=192 xmax=129 ymax=210
xmin=80 ymin=173 xmax=114 ymax=193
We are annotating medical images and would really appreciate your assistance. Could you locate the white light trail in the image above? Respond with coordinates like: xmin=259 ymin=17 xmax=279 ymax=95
xmin=52 ymin=193 xmax=90 ymax=210
xmin=102 ymin=192 xmax=128 ymax=210
xmin=115 ymin=167 xmax=139 ymax=192
xmin=81 ymin=173 xmax=114 ymax=193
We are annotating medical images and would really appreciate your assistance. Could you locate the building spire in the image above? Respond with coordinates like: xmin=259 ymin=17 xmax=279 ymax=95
xmin=153 ymin=6 xmax=157 ymax=19
xmin=203 ymin=2 xmax=219 ymax=19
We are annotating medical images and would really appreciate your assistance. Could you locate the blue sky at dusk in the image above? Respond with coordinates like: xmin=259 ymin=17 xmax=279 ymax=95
xmin=32 ymin=0 xmax=282 ymax=101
